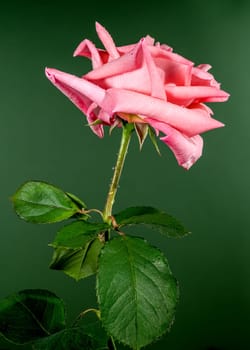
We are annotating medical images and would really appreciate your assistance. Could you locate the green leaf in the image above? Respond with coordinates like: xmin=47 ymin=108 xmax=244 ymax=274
xmin=65 ymin=192 xmax=87 ymax=210
xmin=49 ymin=221 xmax=107 ymax=280
xmin=114 ymin=206 xmax=189 ymax=238
xmin=97 ymin=236 xmax=179 ymax=350
xmin=65 ymin=192 xmax=89 ymax=220
xmin=50 ymin=221 xmax=109 ymax=249
xmin=12 ymin=181 xmax=80 ymax=224
xmin=50 ymin=238 xmax=104 ymax=281
xmin=33 ymin=326 xmax=108 ymax=350
xmin=0 ymin=290 xmax=65 ymax=345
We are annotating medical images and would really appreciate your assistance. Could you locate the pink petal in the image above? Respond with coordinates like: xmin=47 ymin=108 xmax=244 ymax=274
xmin=117 ymin=43 xmax=138 ymax=54
xmin=161 ymin=129 xmax=204 ymax=169
xmin=197 ymin=103 xmax=214 ymax=115
xmin=197 ymin=64 xmax=212 ymax=72
xmin=98 ymin=109 xmax=116 ymax=125
xmin=158 ymin=43 xmax=173 ymax=52
xmin=191 ymin=65 xmax=220 ymax=88
xmin=84 ymin=40 xmax=143 ymax=81
xmin=86 ymin=102 xmax=104 ymax=137
xmin=45 ymin=68 xmax=106 ymax=137
xmin=46 ymin=68 xmax=105 ymax=105
xmin=149 ymin=45 xmax=193 ymax=65
xmin=95 ymin=22 xmax=120 ymax=60
xmin=149 ymin=46 xmax=193 ymax=85
xmin=144 ymin=35 xmax=155 ymax=46
xmin=102 ymin=68 xmax=152 ymax=95
xmin=141 ymin=40 xmax=166 ymax=99
xmin=73 ymin=39 xmax=104 ymax=69
xmin=165 ymin=85 xmax=230 ymax=106
xmin=100 ymin=88 xmax=224 ymax=137
xmin=113 ymin=35 xmax=154 ymax=56
xmin=85 ymin=41 xmax=158 ymax=96
xmin=149 ymin=119 xmax=203 ymax=169
xmin=116 ymin=35 xmax=154 ymax=55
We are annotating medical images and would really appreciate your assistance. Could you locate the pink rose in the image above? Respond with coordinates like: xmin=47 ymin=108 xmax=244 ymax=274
xmin=45 ymin=22 xmax=229 ymax=169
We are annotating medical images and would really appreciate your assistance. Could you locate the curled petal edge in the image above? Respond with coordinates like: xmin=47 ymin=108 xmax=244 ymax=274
xmin=149 ymin=119 xmax=204 ymax=169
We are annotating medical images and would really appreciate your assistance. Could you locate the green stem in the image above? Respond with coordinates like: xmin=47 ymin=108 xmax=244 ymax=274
xmin=72 ymin=308 xmax=100 ymax=327
xmin=103 ymin=123 xmax=133 ymax=230
xmin=108 ymin=336 xmax=117 ymax=350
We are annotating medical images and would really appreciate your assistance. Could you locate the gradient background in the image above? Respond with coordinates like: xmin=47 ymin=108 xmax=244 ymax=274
xmin=1 ymin=0 xmax=250 ymax=349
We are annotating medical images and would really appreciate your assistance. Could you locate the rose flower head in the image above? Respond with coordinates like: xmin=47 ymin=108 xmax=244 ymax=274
xmin=46 ymin=22 xmax=229 ymax=169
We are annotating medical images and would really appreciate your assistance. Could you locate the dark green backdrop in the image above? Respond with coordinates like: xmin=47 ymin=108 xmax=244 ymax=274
xmin=1 ymin=0 xmax=249 ymax=349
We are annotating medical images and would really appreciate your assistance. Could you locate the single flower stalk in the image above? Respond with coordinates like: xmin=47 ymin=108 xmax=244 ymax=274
xmin=45 ymin=22 xmax=229 ymax=170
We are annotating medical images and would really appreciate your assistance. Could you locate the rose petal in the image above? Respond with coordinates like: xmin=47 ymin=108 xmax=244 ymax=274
xmin=161 ymin=130 xmax=203 ymax=170
xmin=158 ymin=43 xmax=173 ymax=52
xmin=149 ymin=46 xmax=193 ymax=85
xmin=165 ymin=85 xmax=230 ymax=106
xmin=95 ymin=22 xmax=120 ymax=60
xmin=148 ymin=119 xmax=203 ymax=169
xmin=100 ymin=88 xmax=224 ymax=136
xmin=191 ymin=65 xmax=220 ymax=88
xmin=197 ymin=64 xmax=211 ymax=72
xmin=45 ymin=68 xmax=106 ymax=137
xmin=85 ymin=102 xmax=104 ymax=137
xmin=141 ymin=40 xmax=166 ymax=99
xmin=73 ymin=39 xmax=105 ymax=68
xmin=115 ymin=35 xmax=154 ymax=55
xmin=149 ymin=45 xmax=193 ymax=65
xmin=197 ymin=103 xmax=214 ymax=115
xmin=85 ymin=41 xmax=161 ymax=96
xmin=117 ymin=43 xmax=137 ymax=54
xmin=144 ymin=35 xmax=155 ymax=46
xmin=84 ymin=40 xmax=143 ymax=80
xmin=46 ymin=68 xmax=105 ymax=105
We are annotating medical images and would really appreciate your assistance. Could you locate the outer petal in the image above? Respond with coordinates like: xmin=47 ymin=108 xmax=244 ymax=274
xmin=100 ymin=88 xmax=224 ymax=137
xmin=84 ymin=40 xmax=143 ymax=80
xmin=148 ymin=119 xmax=203 ymax=169
xmin=149 ymin=45 xmax=193 ymax=65
xmin=73 ymin=39 xmax=106 ymax=68
xmin=95 ymin=22 xmax=120 ymax=60
xmin=191 ymin=65 xmax=220 ymax=88
xmin=117 ymin=43 xmax=137 ymax=54
xmin=161 ymin=129 xmax=203 ymax=170
xmin=86 ymin=102 xmax=104 ymax=137
xmin=45 ymin=68 xmax=106 ymax=137
xmin=116 ymin=35 xmax=154 ymax=55
xmin=165 ymin=85 xmax=230 ymax=106
xmin=45 ymin=68 xmax=105 ymax=106
xmin=157 ymin=43 xmax=173 ymax=52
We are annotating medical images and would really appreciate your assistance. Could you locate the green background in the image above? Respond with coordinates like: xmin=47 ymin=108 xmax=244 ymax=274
xmin=1 ymin=0 xmax=249 ymax=349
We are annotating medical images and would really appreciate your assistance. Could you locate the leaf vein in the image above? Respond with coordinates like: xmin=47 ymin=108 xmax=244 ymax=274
xmin=17 ymin=299 xmax=51 ymax=336
xmin=17 ymin=199 xmax=74 ymax=211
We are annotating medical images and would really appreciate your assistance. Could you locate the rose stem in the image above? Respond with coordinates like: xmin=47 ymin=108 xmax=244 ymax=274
xmin=103 ymin=122 xmax=134 ymax=239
